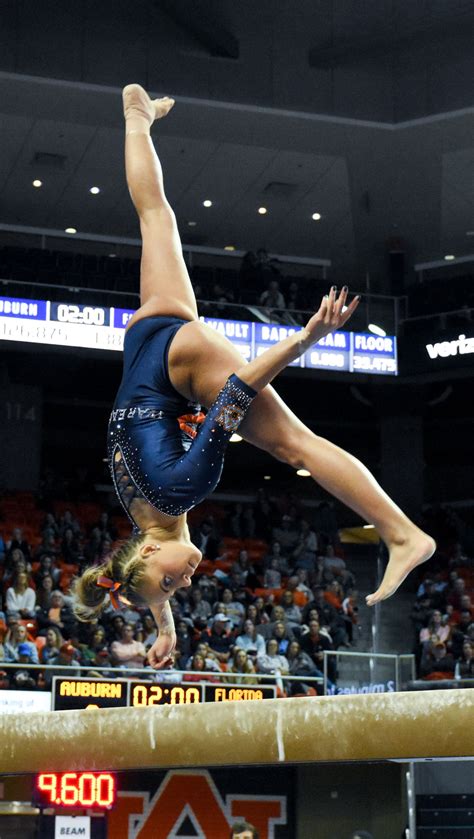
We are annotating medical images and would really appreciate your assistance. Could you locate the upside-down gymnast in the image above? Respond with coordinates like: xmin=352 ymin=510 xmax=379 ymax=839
xmin=72 ymin=85 xmax=435 ymax=669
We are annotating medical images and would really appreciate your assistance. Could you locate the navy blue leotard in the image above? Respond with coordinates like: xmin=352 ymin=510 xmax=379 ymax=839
xmin=107 ymin=316 xmax=256 ymax=527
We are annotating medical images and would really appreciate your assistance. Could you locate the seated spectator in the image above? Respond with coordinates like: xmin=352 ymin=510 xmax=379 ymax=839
xmin=292 ymin=520 xmax=318 ymax=572
xmin=36 ymin=590 xmax=76 ymax=638
xmin=61 ymin=527 xmax=81 ymax=564
xmin=455 ymin=640 xmax=473 ymax=679
xmin=189 ymin=588 xmax=212 ymax=626
xmin=280 ymin=590 xmax=302 ymax=627
xmin=264 ymin=558 xmax=282 ymax=589
xmin=201 ymin=613 xmax=233 ymax=664
xmin=420 ymin=640 xmax=455 ymax=679
xmin=35 ymin=574 xmax=54 ymax=612
xmin=229 ymin=503 xmax=244 ymax=538
xmin=4 ymin=621 xmax=39 ymax=663
xmin=221 ymin=588 xmax=245 ymax=629
xmin=6 ymin=527 xmax=31 ymax=560
xmin=419 ymin=609 xmax=451 ymax=646
xmin=271 ymin=517 xmax=298 ymax=552
xmin=41 ymin=512 xmax=59 ymax=539
xmin=256 ymin=639 xmax=289 ymax=676
xmin=259 ymin=279 xmax=286 ymax=314
xmin=287 ymin=640 xmax=325 ymax=694
xmin=320 ymin=545 xmax=354 ymax=587
xmin=6 ymin=570 xmax=36 ymax=619
xmin=186 ymin=642 xmax=221 ymax=673
xmin=300 ymin=618 xmax=336 ymax=682
xmin=447 ymin=577 xmax=466 ymax=612
xmin=11 ymin=643 xmax=38 ymax=690
xmin=302 ymin=587 xmax=347 ymax=648
xmin=40 ymin=626 xmax=63 ymax=664
xmin=59 ymin=509 xmax=80 ymax=537
xmin=271 ymin=620 xmax=294 ymax=655
xmin=232 ymin=549 xmax=260 ymax=588
xmin=110 ymin=623 xmax=146 ymax=669
xmin=175 ymin=619 xmax=193 ymax=667
xmin=226 ymin=648 xmax=259 ymax=685
xmin=142 ymin=613 xmax=158 ymax=649
xmin=324 ymin=580 xmax=345 ymax=611
xmin=78 ymin=625 xmax=108 ymax=667
xmin=451 ymin=594 xmax=473 ymax=627
xmin=235 ymin=620 xmax=266 ymax=659
xmin=2 ymin=549 xmax=32 ymax=589
xmin=183 ymin=653 xmax=218 ymax=682
xmin=342 ymin=588 xmax=359 ymax=644
xmin=34 ymin=532 xmax=58 ymax=561
xmin=191 ymin=519 xmax=220 ymax=560
xmin=242 ymin=507 xmax=257 ymax=539
xmin=44 ymin=642 xmax=81 ymax=686
xmin=34 ymin=556 xmax=61 ymax=588
xmin=451 ymin=610 xmax=474 ymax=658
xmin=257 ymin=605 xmax=287 ymax=640
xmin=293 ymin=569 xmax=312 ymax=599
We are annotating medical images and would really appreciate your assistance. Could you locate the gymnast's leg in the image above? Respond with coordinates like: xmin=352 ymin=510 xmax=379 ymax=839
xmin=240 ymin=387 xmax=435 ymax=605
xmin=172 ymin=328 xmax=435 ymax=606
xmin=122 ymin=84 xmax=198 ymax=324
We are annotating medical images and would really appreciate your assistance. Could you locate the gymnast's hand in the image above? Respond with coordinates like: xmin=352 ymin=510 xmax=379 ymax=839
xmin=302 ymin=286 xmax=360 ymax=347
xmin=147 ymin=632 xmax=177 ymax=670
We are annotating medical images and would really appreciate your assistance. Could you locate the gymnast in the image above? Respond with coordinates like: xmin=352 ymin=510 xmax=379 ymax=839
xmin=72 ymin=84 xmax=435 ymax=669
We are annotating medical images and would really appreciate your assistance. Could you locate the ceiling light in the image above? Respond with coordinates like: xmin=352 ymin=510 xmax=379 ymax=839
xmin=65 ymin=227 xmax=77 ymax=234
xmin=363 ymin=524 xmax=375 ymax=529
xmin=258 ymin=207 xmax=268 ymax=215
xmin=444 ymin=254 xmax=455 ymax=261
xmin=203 ymin=199 xmax=213 ymax=208
xmin=108 ymin=253 xmax=117 ymax=258
xmin=466 ymin=231 xmax=474 ymax=237
xmin=32 ymin=179 xmax=42 ymax=188
xmin=296 ymin=468 xmax=311 ymax=477
xmin=311 ymin=212 xmax=321 ymax=221
xmin=90 ymin=186 xmax=100 ymax=194
xmin=224 ymin=245 xmax=236 ymax=251
xmin=188 ymin=221 xmax=197 ymax=227
xmin=368 ymin=323 xmax=386 ymax=337
xmin=230 ymin=433 xmax=242 ymax=443
xmin=264 ymin=475 xmax=271 ymax=480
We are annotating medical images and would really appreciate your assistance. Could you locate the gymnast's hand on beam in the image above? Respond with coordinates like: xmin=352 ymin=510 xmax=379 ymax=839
xmin=147 ymin=633 xmax=177 ymax=670
xmin=302 ymin=286 xmax=360 ymax=347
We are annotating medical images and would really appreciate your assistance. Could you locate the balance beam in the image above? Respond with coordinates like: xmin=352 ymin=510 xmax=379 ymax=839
xmin=1 ymin=689 xmax=473 ymax=773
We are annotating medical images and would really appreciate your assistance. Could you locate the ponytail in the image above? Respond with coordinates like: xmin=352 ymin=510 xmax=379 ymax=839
xmin=71 ymin=533 xmax=149 ymax=622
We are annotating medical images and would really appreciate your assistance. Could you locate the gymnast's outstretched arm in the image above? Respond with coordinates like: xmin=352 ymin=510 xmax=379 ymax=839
xmin=148 ymin=601 xmax=176 ymax=669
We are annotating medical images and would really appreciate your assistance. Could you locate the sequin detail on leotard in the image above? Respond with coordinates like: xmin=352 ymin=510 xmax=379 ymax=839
xmin=107 ymin=316 xmax=256 ymax=524
xmin=108 ymin=373 xmax=256 ymax=522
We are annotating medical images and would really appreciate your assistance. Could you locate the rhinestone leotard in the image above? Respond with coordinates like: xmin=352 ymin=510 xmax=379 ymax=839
xmin=107 ymin=316 xmax=256 ymax=527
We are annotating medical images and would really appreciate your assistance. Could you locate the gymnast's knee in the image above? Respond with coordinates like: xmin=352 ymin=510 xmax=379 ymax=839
xmin=271 ymin=432 xmax=308 ymax=469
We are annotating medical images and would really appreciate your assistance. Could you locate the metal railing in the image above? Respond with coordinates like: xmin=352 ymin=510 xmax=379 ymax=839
xmin=0 ymin=276 xmax=401 ymax=334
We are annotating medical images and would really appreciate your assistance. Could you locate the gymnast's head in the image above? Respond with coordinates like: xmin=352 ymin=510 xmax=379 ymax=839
xmin=71 ymin=534 xmax=202 ymax=621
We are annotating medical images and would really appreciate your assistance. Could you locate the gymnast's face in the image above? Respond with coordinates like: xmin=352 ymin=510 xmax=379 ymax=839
xmin=139 ymin=541 xmax=202 ymax=603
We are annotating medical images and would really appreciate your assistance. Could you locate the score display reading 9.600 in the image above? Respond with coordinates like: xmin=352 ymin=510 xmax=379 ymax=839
xmin=36 ymin=772 xmax=116 ymax=808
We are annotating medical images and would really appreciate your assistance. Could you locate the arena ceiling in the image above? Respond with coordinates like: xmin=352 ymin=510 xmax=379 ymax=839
xmin=0 ymin=0 xmax=473 ymax=287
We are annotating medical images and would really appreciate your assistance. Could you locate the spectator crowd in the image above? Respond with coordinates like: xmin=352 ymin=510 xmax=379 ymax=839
xmin=0 ymin=491 xmax=361 ymax=696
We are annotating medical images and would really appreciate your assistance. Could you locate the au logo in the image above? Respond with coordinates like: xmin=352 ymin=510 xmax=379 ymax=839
xmin=215 ymin=403 xmax=244 ymax=432
xmin=108 ymin=770 xmax=286 ymax=838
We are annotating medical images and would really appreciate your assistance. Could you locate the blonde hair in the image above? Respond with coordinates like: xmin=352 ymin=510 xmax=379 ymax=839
xmin=71 ymin=534 xmax=149 ymax=622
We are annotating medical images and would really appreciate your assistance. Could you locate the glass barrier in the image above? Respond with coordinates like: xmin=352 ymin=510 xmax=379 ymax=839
xmin=322 ymin=650 xmax=415 ymax=695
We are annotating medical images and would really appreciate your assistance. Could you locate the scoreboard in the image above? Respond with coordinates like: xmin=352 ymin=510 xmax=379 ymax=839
xmin=52 ymin=677 xmax=276 ymax=710
xmin=0 ymin=295 xmax=398 ymax=375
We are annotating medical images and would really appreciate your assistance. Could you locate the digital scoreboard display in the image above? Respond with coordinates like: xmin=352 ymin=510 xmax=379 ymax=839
xmin=52 ymin=677 xmax=276 ymax=710
xmin=0 ymin=295 xmax=398 ymax=375
xmin=35 ymin=772 xmax=116 ymax=808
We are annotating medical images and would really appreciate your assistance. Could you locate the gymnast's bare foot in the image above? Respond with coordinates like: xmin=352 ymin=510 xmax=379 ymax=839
xmin=123 ymin=84 xmax=174 ymax=133
xmin=366 ymin=529 xmax=436 ymax=607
